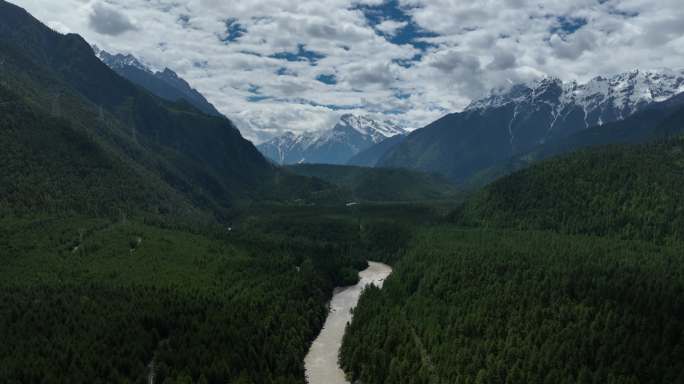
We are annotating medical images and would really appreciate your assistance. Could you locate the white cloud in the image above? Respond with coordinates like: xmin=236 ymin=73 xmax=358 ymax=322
xmin=487 ymin=50 xmax=517 ymax=71
xmin=549 ymin=29 xmax=597 ymax=60
xmin=46 ymin=20 xmax=72 ymax=34
xmin=11 ymin=0 xmax=684 ymax=143
xmin=89 ymin=2 xmax=137 ymax=36
xmin=375 ymin=19 xmax=408 ymax=37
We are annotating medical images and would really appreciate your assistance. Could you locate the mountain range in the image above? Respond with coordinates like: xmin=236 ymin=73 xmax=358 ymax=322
xmin=347 ymin=134 xmax=407 ymax=167
xmin=377 ymin=70 xmax=684 ymax=182
xmin=4 ymin=1 xmax=684 ymax=383
xmin=455 ymin=135 xmax=684 ymax=241
xmin=93 ymin=46 xmax=222 ymax=117
xmin=0 ymin=0 xmax=336 ymax=223
xmin=94 ymin=42 xmax=684 ymax=188
xmin=257 ymin=114 xmax=406 ymax=165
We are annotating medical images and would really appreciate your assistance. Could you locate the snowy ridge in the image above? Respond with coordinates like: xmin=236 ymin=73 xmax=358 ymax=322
xmin=257 ymin=114 xmax=406 ymax=165
xmin=336 ymin=115 xmax=405 ymax=143
xmin=377 ymin=68 xmax=684 ymax=182
xmin=467 ymin=69 xmax=684 ymax=117
xmin=93 ymin=45 xmax=149 ymax=72
xmin=93 ymin=46 xmax=222 ymax=117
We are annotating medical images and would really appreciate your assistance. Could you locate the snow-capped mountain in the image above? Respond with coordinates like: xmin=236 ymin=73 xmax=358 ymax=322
xmin=466 ymin=69 xmax=684 ymax=139
xmin=257 ymin=115 xmax=406 ymax=165
xmin=337 ymin=114 xmax=406 ymax=143
xmin=93 ymin=46 xmax=222 ymax=117
xmin=93 ymin=45 xmax=148 ymax=71
xmin=379 ymin=69 xmax=684 ymax=182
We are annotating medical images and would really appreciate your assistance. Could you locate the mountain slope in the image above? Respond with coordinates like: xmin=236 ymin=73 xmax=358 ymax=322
xmin=342 ymin=227 xmax=684 ymax=384
xmin=94 ymin=46 xmax=222 ymax=117
xmin=285 ymin=164 xmax=459 ymax=202
xmin=0 ymin=4 xmax=367 ymax=382
xmin=518 ymin=91 xmax=684 ymax=160
xmin=342 ymin=132 xmax=684 ymax=384
xmin=0 ymin=84 xmax=204 ymax=220
xmin=454 ymin=137 xmax=684 ymax=241
xmin=466 ymin=93 xmax=684 ymax=188
xmin=347 ymin=134 xmax=406 ymax=167
xmin=380 ymin=71 xmax=684 ymax=182
xmin=258 ymin=115 xmax=406 ymax=165
xmin=0 ymin=0 xmax=338 ymax=220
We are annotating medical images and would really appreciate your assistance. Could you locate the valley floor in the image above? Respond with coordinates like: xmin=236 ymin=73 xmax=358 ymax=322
xmin=0 ymin=204 xmax=414 ymax=383
xmin=2 ymin=205 xmax=683 ymax=384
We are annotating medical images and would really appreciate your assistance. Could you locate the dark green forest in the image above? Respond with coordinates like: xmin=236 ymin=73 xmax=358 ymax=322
xmin=0 ymin=0 xmax=342 ymax=223
xmin=341 ymin=228 xmax=684 ymax=384
xmin=0 ymin=207 xmax=421 ymax=383
xmin=0 ymin=2 xmax=382 ymax=382
xmin=3 ymin=1 xmax=684 ymax=383
xmin=341 ymin=137 xmax=684 ymax=383
xmin=454 ymin=139 xmax=684 ymax=242
xmin=285 ymin=164 xmax=460 ymax=202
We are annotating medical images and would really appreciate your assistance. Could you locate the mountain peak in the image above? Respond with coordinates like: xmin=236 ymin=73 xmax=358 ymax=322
xmin=93 ymin=45 xmax=149 ymax=72
xmin=380 ymin=68 xmax=684 ymax=182
xmin=335 ymin=114 xmax=406 ymax=141
xmin=258 ymin=115 xmax=406 ymax=165
xmin=467 ymin=69 xmax=684 ymax=112
xmin=93 ymin=47 xmax=222 ymax=117
xmin=159 ymin=68 xmax=181 ymax=80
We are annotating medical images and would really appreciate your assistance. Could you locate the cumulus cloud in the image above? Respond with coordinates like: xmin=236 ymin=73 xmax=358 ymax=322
xmin=549 ymin=29 xmax=597 ymax=60
xmin=11 ymin=0 xmax=684 ymax=142
xmin=487 ymin=50 xmax=517 ymax=71
xmin=89 ymin=2 xmax=137 ymax=36
xmin=428 ymin=50 xmax=481 ymax=74
xmin=346 ymin=62 xmax=397 ymax=88
xmin=375 ymin=19 xmax=408 ymax=37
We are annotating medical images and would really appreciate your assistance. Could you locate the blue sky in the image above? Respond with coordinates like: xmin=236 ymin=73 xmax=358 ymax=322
xmin=13 ymin=0 xmax=684 ymax=143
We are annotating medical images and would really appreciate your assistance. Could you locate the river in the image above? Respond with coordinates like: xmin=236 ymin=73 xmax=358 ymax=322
xmin=304 ymin=261 xmax=393 ymax=384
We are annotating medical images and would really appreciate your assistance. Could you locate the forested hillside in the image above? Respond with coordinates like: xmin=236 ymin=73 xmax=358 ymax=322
xmin=0 ymin=0 xmax=336 ymax=220
xmin=285 ymin=164 xmax=459 ymax=202
xmin=0 ymin=212 xmax=372 ymax=383
xmin=0 ymin=84 xmax=206 ymax=221
xmin=342 ymin=228 xmax=684 ymax=384
xmin=342 ymin=133 xmax=684 ymax=383
xmin=455 ymin=138 xmax=684 ymax=242
xmin=0 ymin=1 xmax=360 ymax=383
